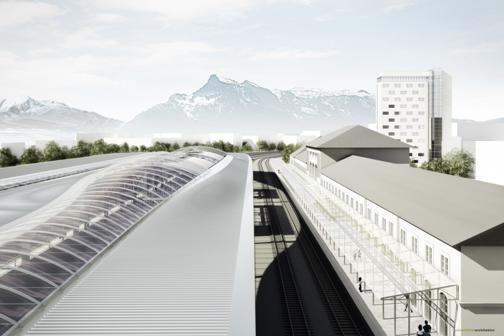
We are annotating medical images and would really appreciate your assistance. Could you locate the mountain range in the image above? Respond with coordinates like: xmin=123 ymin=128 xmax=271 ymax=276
xmin=120 ymin=75 xmax=376 ymax=135
xmin=1 ymin=75 xmax=377 ymax=143
xmin=0 ymin=97 xmax=122 ymax=143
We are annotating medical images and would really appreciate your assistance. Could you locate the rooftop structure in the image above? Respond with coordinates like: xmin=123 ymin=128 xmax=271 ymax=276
xmin=0 ymin=147 xmax=252 ymax=336
xmin=307 ymin=125 xmax=410 ymax=149
xmin=321 ymin=155 xmax=504 ymax=249
xmin=304 ymin=125 xmax=410 ymax=179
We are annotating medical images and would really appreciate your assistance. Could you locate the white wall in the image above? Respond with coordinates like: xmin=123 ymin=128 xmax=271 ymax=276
xmin=319 ymin=171 xmax=461 ymax=287
xmin=474 ymin=141 xmax=504 ymax=186
xmin=103 ymin=137 xmax=152 ymax=147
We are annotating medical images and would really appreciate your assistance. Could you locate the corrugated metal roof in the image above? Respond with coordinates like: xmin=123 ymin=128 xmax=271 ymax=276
xmin=23 ymin=154 xmax=254 ymax=335
xmin=321 ymin=156 xmax=504 ymax=248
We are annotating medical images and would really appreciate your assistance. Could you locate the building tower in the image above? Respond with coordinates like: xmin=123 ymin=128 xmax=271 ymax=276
xmin=376 ymin=68 xmax=452 ymax=164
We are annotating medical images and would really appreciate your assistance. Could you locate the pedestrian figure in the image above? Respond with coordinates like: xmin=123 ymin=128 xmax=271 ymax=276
xmin=403 ymin=294 xmax=413 ymax=312
xmin=416 ymin=324 xmax=424 ymax=336
xmin=358 ymin=277 xmax=363 ymax=292
xmin=423 ymin=320 xmax=432 ymax=336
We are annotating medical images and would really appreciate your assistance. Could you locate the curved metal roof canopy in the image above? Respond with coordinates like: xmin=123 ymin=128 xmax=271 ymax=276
xmin=0 ymin=147 xmax=225 ymax=335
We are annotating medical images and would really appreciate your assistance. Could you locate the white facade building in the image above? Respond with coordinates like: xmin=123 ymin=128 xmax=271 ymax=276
xmin=376 ymin=69 xmax=453 ymax=164
xmin=285 ymin=126 xmax=504 ymax=336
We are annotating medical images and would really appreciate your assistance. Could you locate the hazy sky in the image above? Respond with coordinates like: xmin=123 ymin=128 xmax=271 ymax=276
xmin=0 ymin=0 xmax=503 ymax=122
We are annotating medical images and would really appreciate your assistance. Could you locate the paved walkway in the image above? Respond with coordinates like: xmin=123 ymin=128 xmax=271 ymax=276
xmin=270 ymin=158 xmax=436 ymax=336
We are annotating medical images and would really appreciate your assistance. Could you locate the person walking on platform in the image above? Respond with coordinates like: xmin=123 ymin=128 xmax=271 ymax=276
xmin=423 ymin=320 xmax=432 ymax=336
xmin=416 ymin=324 xmax=424 ymax=335
xmin=403 ymin=294 xmax=413 ymax=313
xmin=358 ymin=277 xmax=363 ymax=292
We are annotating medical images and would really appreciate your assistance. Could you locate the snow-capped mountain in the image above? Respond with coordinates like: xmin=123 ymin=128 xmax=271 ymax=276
xmin=0 ymin=96 xmax=122 ymax=138
xmin=121 ymin=75 xmax=375 ymax=135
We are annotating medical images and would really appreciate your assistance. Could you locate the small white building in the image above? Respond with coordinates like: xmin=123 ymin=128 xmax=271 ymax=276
xmin=76 ymin=132 xmax=112 ymax=143
xmin=471 ymin=141 xmax=504 ymax=186
xmin=152 ymin=133 xmax=183 ymax=144
xmin=452 ymin=119 xmax=504 ymax=186
xmin=277 ymin=133 xmax=298 ymax=145
xmin=103 ymin=137 xmax=153 ymax=147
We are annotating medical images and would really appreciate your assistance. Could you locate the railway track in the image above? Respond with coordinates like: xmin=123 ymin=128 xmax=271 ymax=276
xmin=255 ymin=156 xmax=374 ymax=336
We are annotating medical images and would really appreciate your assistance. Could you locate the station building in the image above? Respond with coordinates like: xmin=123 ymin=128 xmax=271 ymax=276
xmin=287 ymin=125 xmax=504 ymax=336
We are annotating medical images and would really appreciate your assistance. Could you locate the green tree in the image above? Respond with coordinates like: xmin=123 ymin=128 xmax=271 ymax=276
xmin=172 ymin=143 xmax=180 ymax=151
xmin=150 ymin=142 xmax=170 ymax=152
xmin=20 ymin=146 xmax=44 ymax=164
xmin=420 ymin=158 xmax=449 ymax=174
xmin=43 ymin=141 xmax=67 ymax=161
xmin=139 ymin=145 xmax=147 ymax=152
xmin=71 ymin=141 xmax=92 ymax=157
xmin=212 ymin=141 xmax=225 ymax=151
xmin=257 ymin=140 xmax=269 ymax=151
xmin=242 ymin=143 xmax=253 ymax=152
xmin=268 ymin=142 xmax=277 ymax=151
xmin=282 ymin=144 xmax=302 ymax=163
xmin=420 ymin=150 xmax=474 ymax=178
xmin=0 ymin=148 xmax=19 ymax=167
xmin=91 ymin=139 xmax=108 ymax=155
xmin=444 ymin=150 xmax=475 ymax=177
xmin=223 ymin=142 xmax=234 ymax=152
xmin=119 ymin=142 xmax=130 ymax=153
xmin=276 ymin=142 xmax=286 ymax=151
xmin=130 ymin=145 xmax=139 ymax=152
xmin=106 ymin=143 xmax=120 ymax=153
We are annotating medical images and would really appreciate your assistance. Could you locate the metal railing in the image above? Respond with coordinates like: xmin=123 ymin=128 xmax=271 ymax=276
xmin=276 ymin=160 xmax=462 ymax=336
xmin=381 ymin=284 xmax=459 ymax=336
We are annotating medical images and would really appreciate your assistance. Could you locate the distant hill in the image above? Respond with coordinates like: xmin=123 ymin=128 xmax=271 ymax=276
xmin=120 ymin=75 xmax=375 ymax=136
xmin=0 ymin=97 xmax=122 ymax=143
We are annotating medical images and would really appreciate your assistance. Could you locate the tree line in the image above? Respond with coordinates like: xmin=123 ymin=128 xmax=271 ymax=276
xmin=419 ymin=149 xmax=475 ymax=178
xmin=0 ymin=139 xmax=288 ymax=168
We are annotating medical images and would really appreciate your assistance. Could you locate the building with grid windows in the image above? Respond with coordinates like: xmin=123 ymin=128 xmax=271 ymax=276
xmin=376 ymin=69 xmax=453 ymax=165
xmin=284 ymin=126 xmax=504 ymax=336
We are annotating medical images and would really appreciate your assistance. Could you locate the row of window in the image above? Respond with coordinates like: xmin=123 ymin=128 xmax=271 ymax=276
xmin=384 ymin=117 xmax=425 ymax=124
xmin=387 ymin=103 xmax=422 ymax=109
xmin=388 ymin=133 xmax=423 ymax=140
xmin=386 ymin=90 xmax=421 ymax=95
xmin=382 ymin=83 xmax=426 ymax=88
xmin=383 ymin=96 xmax=427 ymax=102
xmin=386 ymin=117 xmax=422 ymax=123
xmin=382 ymin=110 xmax=426 ymax=116
xmin=321 ymin=177 xmax=450 ymax=277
